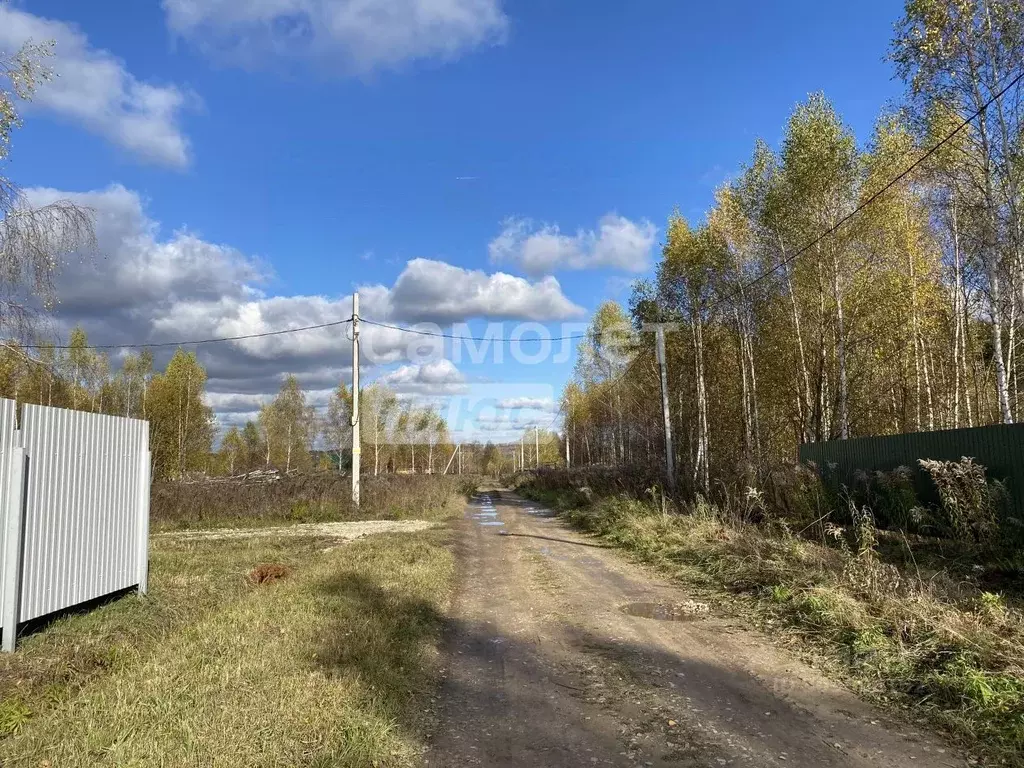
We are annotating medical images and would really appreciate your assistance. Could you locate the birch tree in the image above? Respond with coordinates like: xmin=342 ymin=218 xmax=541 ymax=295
xmin=324 ymin=382 xmax=352 ymax=467
xmin=147 ymin=349 xmax=213 ymax=479
xmin=893 ymin=0 xmax=1024 ymax=422
xmin=360 ymin=382 xmax=398 ymax=476
xmin=2 ymin=37 xmax=95 ymax=342
xmin=262 ymin=375 xmax=315 ymax=472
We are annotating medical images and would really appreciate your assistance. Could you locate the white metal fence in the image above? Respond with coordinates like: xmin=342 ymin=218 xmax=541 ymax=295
xmin=0 ymin=400 xmax=151 ymax=651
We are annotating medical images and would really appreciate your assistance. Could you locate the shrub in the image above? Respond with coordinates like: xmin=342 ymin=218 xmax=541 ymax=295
xmin=918 ymin=458 xmax=1005 ymax=548
xmin=763 ymin=462 xmax=838 ymax=528
xmin=867 ymin=466 xmax=924 ymax=532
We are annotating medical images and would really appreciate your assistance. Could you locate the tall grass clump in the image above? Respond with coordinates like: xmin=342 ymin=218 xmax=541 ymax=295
xmin=918 ymin=457 xmax=1009 ymax=548
xmin=863 ymin=466 xmax=923 ymax=532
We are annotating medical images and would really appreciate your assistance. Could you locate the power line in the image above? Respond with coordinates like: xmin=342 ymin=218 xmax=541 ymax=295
xmin=708 ymin=69 xmax=1024 ymax=314
xmin=359 ymin=318 xmax=588 ymax=343
xmin=14 ymin=314 xmax=589 ymax=353
xmin=19 ymin=318 xmax=354 ymax=351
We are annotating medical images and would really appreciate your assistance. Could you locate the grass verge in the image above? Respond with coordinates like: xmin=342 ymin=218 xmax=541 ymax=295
xmin=0 ymin=520 xmax=459 ymax=765
xmin=519 ymin=483 xmax=1024 ymax=766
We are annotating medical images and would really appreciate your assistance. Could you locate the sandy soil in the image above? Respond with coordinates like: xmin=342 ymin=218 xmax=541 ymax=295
xmin=426 ymin=490 xmax=967 ymax=768
xmin=156 ymin=519 xmax=435 ymax=542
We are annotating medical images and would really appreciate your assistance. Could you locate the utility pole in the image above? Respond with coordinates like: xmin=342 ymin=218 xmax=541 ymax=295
xmin=351 ymin=293 xmax=361 ymax=506
xmin=655 ymin=324 xmax=676 ymax=490
xmin=520 ymin=434 xmax=525 ymax=470
xmin=458 ymin=444 xmax=463 ymax=474
xmin=443 ymin=443 xmax=459 ymax=474
xmin=534 ymin=427 xmax=539 ymax=469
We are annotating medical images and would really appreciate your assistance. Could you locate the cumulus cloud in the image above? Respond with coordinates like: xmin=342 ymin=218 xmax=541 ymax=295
xmin=0 ymin=6 xmax=193 ymax=168
xmin=23 ymin=184 xmax=580 ymax=430
xmin=162 ymin=0 xmax=508 ymax=73
xmin=379 ymin=359 xmax=468 ymax=396
xmin=489 ymin=213 xmax=656 ymax=277
xmin=368 ymin=258 xmax=585 ymax=323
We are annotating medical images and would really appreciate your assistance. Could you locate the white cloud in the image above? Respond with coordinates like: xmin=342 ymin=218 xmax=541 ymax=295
xmin=204 ymin=392 xmax=270 ymax=413
xmin=0 ymin=6 xmax=193 ymax=168
xmin=379 ymin=359 xmax=468 ymax=395
xmin=162 ymin=0 xmax=508 ymax=73
xmin=489 ymin=213 xmax=656 ymax=277
xmin=22 ymin=184 xmax=579 ymax=429
xmin=472 ymin=411 xmax=544 ymax=435
xmin=368 ymin=258 xmax=585 ymax=323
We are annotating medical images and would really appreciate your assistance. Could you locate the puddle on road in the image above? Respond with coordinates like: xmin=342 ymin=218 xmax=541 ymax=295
xmin=471 ymin=495 xmax=505 ymax=527
xmin=524 ymin=508 xmax=556 ymax=518
xmin=619 ymin=601 xmax=709 ymax=621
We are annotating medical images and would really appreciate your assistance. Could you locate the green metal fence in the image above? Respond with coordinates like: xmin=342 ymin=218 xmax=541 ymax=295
xmin=798 ymin=423 xmax=1024 ymax=521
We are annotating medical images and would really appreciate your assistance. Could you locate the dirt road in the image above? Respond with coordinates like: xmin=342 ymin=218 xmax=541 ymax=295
xmin=427 ymin=490 xmax=965 ymax=768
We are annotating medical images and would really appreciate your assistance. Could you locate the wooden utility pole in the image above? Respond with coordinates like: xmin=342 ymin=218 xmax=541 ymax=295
xmin=655 ymin=324 xmax=676 ymax=489
xmin=520 ymin=434 xmax=525 ymax=469
xmin=443 ymin=443 xmax=460 ymax=474
xmin=458 ymin=444 xmax=463 ymax=474
xmin=534 ymin=427 xmax=539 ymax=469
xmin=351 ymin=293 xmax=361 ymax=506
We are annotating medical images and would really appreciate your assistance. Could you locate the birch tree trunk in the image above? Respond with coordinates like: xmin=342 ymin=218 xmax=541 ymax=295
xmin=988 ymin=265 xmax=1014 ymax=423
xmin=285 ymin=422 xmax=293 ymax=473
xmin=782 ymin=241 xmax=813 ymax=442
xmin=692 ymin=317 xmax=710 ymax=492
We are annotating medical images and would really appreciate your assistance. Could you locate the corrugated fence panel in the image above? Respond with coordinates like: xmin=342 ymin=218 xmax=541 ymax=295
xmin=19 ymin=405 xmax=148 ymax=623
xmin=799 ymin=423 xmax=1024 ymax=522
xmin=0 ymin=398 xmax=18 ymax=613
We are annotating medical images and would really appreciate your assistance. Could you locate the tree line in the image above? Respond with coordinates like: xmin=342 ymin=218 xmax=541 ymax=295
xmin=0 ymin=331 xmax=466 ymax=480
xmin=562 ymin=0 xmax=1024 ymax=493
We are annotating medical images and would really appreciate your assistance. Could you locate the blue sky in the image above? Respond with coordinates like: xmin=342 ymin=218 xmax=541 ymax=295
xmin=1 ymin=0 xmax=906 ymax=439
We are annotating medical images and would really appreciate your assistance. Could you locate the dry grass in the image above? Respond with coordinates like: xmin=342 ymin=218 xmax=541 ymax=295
xmin=0 ymin=486 xmax=464 ymax=766
xmin=151 ymin=473 xmax=480 ymax=531
xmin=521 ymin=484 xmax=1024 ymax=766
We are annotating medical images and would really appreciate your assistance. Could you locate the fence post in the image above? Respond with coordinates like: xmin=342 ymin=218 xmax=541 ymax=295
xmin=136 ymin=448 xmax=151 ymax=596
xmin=2 ymin=437 xmax=27 ymax=653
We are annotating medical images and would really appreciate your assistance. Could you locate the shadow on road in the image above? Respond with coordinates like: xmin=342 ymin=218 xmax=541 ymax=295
xmin=497 ymin=531 xmax=612 ymax=549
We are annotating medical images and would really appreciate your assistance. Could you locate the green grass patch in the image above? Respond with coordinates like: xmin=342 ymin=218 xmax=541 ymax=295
xmin=0 ymin=524 xmax=458 ymax=766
